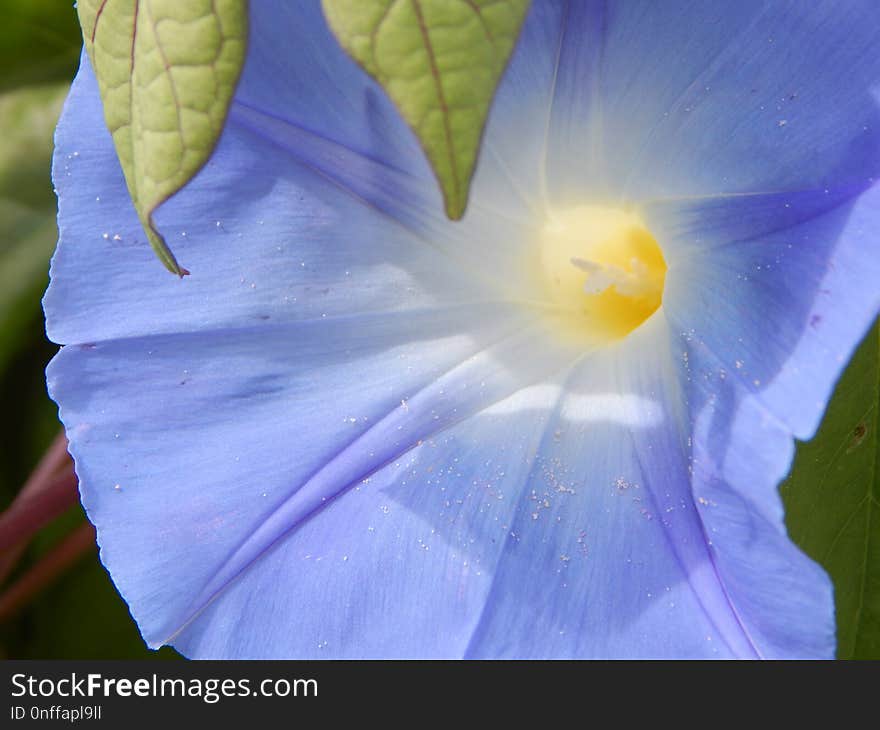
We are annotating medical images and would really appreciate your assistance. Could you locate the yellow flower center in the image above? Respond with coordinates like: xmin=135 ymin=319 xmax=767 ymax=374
xmin=536 ymin=205 xmax=666 ymax=343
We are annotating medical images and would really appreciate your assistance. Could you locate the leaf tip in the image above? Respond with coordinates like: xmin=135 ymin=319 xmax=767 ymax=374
xmin=442 ymin=187 xmax=469 ymax=221
xmin=145 ymin=220 xmax=187 ymax=278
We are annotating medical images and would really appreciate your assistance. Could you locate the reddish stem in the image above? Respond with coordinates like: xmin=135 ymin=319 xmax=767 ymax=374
xmin=0 ymin=431 xmax=76 ymax=585
xmin=0 ymin=470 xmax=79 ymax=552
xmin=0 ymin=546 xmax=27 ymax=589
xmin=20 ymin=432 xmax=73 ymax=497
xmin=0 ymin=522 xmax=96 ymax=623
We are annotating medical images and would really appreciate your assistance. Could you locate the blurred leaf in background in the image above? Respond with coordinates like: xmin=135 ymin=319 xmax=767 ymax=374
xmin=0 ymin=85 xmax=67 ymax=376
xmin=0 ymin=0 xmax=175 ymax=659
xmin=0 ymin=0 xmax=81 ymax=92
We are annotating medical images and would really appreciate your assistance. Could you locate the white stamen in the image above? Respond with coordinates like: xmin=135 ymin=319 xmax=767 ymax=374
xmin=570 ymin=256 xmax=655 ymax=298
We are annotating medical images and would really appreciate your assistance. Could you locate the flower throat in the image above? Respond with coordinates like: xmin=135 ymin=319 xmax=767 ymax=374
xmin=537 ymin=206 xmax=666 ymax=343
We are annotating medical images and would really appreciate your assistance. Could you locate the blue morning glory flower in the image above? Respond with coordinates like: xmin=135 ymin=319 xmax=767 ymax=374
xmin=45 ymin=2 xmax=880 ymax=658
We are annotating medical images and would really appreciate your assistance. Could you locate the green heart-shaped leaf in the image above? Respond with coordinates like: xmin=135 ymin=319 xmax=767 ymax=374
xmin=77 ymin=0 xmax=248 ymax=275
xmin=323 ymin=0 xmax=530 ymax=220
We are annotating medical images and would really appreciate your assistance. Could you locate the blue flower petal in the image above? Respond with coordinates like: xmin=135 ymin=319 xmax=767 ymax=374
xmin=51 ymin=311 xmax=757 ymax=657
xmin=657 ymin=185 xmax=880 ymax=440
xmin=527 ymin=0 xmax=880 ymax=202
xmin=459 ymin=319 xmax=757 ymax=659
xmin=47 ymin=52 xmax=575 ymax=655
xmin=50 ymin=310 xmax=577 ymax=656
xmin=46 ymin=48 xmax=536 ymax=346
xmin=237 ymin=1 xmax=427 ymax=182
xmin=476 ymin=0 xmax=880 ymax=657
xmin=648 ymin=183 xmax=880 ymax=657
xmin=45 ymin=2 xmax=880 ymax=658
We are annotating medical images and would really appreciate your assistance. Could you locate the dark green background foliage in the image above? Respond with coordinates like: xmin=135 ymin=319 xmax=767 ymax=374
xmin=0 ymin=0 xmax=875 ymax=659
